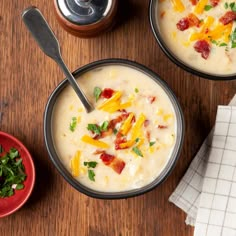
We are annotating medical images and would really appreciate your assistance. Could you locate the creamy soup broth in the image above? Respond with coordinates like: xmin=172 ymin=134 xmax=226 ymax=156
xmin=52 ymin=65 xmax=177 ymax=192
xmin=157 ymin=0 xmax=236 ymax=75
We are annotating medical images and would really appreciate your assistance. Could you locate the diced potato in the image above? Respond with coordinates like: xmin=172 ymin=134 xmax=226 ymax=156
xmin=164 ymin=134 xmax=175 ymax=147
xmin=156 ymin=108 xmax=163 ymax=116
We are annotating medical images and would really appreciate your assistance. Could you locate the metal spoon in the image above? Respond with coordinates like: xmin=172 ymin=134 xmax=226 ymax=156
xmin=22 ymin=6 xmax=93 ymax=113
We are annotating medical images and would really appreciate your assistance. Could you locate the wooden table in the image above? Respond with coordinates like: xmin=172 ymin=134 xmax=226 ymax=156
xmin=1 ymin=1 xmax=236 ymax=235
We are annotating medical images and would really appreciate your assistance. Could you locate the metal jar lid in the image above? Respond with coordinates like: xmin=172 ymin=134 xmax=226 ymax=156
xmin=54 ymin=0 xmax=118 ymax=37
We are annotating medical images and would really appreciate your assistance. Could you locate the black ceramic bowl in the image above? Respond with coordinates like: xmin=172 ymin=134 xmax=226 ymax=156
xmin=44 ymin=59 xmax=184 ymax=199
xmin=149 ymin=0 xmax=236 ymax=80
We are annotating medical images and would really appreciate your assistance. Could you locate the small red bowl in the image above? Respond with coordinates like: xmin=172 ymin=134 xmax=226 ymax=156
xmin=0 ymin=131 xmax=35 ymax=217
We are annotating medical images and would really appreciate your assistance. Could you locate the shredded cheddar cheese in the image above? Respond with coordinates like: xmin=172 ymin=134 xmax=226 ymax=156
xmin=120 ymin=112 xmax=134 ymax=135
xmin=70 ymin=150 xmax=81 ymax=177
xmin=81 ymin=135 xmax=109 ymax=148
xmin=171 ymin=0 xmax=185 ymax=12
xmin=98 ymin=91 xmax=122 ymax=110
xmin=131 ymin=113 xmax=146 ymax=141
xmin=119 ymin=140 xmax=135 ymax=149
xmin=194 ymin=0 xmax=208 ymax=14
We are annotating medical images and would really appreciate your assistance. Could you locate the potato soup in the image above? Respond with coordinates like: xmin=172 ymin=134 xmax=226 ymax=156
xmin=157 ymin=0 xmax=236 ymax=75
xmin=52 ymin=65 xmax=177 ymax=192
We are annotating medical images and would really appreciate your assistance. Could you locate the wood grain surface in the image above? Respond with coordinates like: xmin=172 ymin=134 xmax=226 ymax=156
xmin=0 ymin=0 xmax=236 ymax=236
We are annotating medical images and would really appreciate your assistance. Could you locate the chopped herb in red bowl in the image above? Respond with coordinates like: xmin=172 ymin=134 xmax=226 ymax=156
xmin=0 ymin=146 xmax=27 ymax=198
xmin=0 ymin=131 xmax=35 ymax=218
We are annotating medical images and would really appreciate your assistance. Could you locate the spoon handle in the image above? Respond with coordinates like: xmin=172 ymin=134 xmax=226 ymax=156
xmin=22 ymin=6 xmax=93 ymax=113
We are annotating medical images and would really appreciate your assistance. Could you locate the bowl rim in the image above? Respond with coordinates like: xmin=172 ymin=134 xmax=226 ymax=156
xmin=44 ymin=58 xmax=185 ymax=199
xmin=0 ymin=131 xmax=35 ymax=217
xmin=149 ymin=0 xmax=236 ymax=81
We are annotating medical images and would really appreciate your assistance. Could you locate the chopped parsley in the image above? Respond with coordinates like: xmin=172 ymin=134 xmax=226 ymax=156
xmin=134 ymin=88 xmax=139 ymax=93
xmin=87 ymin=121 xmax=109 ymax=135
xmin=69 ymin=117 xmax=77 ymax=132
xmin=132 ymin=146 xmax=143 ymax=157
xmin=219 ymin=43 xmax=227 ymax=47
xmin=149 ymin=141 xmax=156 ymax=147
xmin=84 ymin=161 xmax=98 ymax=168
xmin=204 ymin=5 xmax=213 ymax=11
xmin=229 ymin=2 xmax=236 ymax=12
xmin=88 ymin=170 xmax=95 ymax=181
xmin=84 ymin=161 xmax=98 ymax=181
xmin=93 ymin=87 xmax=102 ymax=102
xmin=231 ymin=28 xmax=236 ymax=48
xmin=210 ymin=40 xmax=228 ymax=48
xmin=0 ymin=146 xmax=27 ymax=198
xmin=224 ymin=2 xmax=228 ymax=9
xmin=135 ymin=138 xmax=140 ymax=143
xmin=87 ymin=124 xmax=102 ymax=135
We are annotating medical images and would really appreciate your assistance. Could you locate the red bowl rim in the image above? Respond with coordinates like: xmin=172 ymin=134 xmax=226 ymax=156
xmin=0 ymin=131 xmax=36 ymax=217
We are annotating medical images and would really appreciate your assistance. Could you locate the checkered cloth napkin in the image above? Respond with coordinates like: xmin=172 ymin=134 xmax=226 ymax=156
xmin=169 ymin=95 xmax=236 ymax=236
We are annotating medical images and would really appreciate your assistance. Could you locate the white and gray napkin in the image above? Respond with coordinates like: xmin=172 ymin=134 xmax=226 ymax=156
xmin=169 ymin=95 xmax=236 ymax=236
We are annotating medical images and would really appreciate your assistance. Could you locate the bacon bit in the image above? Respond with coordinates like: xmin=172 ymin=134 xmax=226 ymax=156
xmin=146 ymin=130 xmax=151 ymax=141
xmin=101 ymin=88 xmax=115 ymax=99
xmin=219 ymin=11 xmax=236 ymax=25
xmin=100 ymin=152 xmax=115 ymax=165
xmin=144 ymin=120 xmax=150 ymax=127
xmin=188 ymin=13 xmax=201 ymax=27
xmin=147 ymin=96 xmax=156 ymax=104
xmin=100 ymin=152 xmax=125 ymax=174
xmin=189 ymin=0 xmax=197 ymax=5
xmin=110 ymin=158 xmax=126 ymax=174
xmin=100 ymin=128 xmax=113 ymax=138
xmin=177 ymin=18 xmax=189 ymax=31
xmin=177 ymin=13 xmax=200 ymax=31
xmin=93 ymin=150 xmax=105 ymax=155
xmin=115 ymin=133 xmax=127 ymax=150
xmin=193 ymin=40 xmax=210 ymax=59
xmin=158 ymin=125 xmax=168 ymax=129
xmin=109 ymin=113 xmax=129 ymax=130
xmin=160 ymin=11 xmax=166 ymax=18
xmin=210 ymin=0 xmax=219 ymax=7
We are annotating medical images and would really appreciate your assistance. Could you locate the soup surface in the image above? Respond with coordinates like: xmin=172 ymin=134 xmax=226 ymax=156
xmin=52 ymin=65 xmax=177 ymax=192
xmin=157 ymin=0 xmax=236 ymax=75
